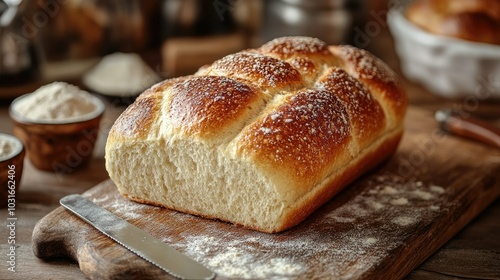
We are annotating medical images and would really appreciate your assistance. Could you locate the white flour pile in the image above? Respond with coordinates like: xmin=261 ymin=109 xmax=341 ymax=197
xmin=83 ymin=52 xmax=161 ymax=97
xmin=12 ymin=82 xmax=98 ymax=122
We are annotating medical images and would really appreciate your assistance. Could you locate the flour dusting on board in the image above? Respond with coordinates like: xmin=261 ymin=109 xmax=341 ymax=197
xmin=89 ymin=177 xmax=450 ymax=279
xmin=88 ymin=186 xmax=157 ymax=220
xmin=161 ymin=176 xmax=450 ymax=279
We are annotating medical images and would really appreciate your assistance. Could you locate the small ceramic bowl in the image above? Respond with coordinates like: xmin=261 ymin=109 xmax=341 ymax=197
xmin=0 ymin=133 xmax=25 ymax=208
xmin=9 ymin=94 xmax=105 ymax=173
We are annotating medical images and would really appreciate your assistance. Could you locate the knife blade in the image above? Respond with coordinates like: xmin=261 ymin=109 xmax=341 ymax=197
xmin=60 ymin=194 xmax=215 ymax=280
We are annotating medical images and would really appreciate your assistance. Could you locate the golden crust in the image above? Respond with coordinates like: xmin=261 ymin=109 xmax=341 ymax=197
xmin=259 ymin=36 xmax=340 ymax=83
xmin=137 ymin=76 xmax=191 ymax=101
xmin=259 ymin=36 xmax=331 ymax=59
xmin=108 ymin=96 xmax=158 ymax=142
xmin=329 ymin=45 xmax=408 ymax=125
xmin=208 ymin=52 xmax=304 ymax=90
xmin=316 ymin=67 xmax=386 ymax=149
xmin=168 ymin=76 xmax=261 ymax=138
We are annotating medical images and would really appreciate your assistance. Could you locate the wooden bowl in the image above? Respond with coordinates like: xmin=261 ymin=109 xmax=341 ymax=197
xmin=9 ymin=94 xmax=105 ymax=174
xmin=0 ymin=133 xmax=25 ymax=208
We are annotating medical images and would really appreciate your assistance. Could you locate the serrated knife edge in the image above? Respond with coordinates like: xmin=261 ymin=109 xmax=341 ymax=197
xmin=60 ymin=194 xmax=215 ymax=280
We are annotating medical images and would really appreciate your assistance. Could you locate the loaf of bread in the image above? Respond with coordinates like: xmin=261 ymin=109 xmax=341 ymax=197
xmin=105 ymin=36 xmax=407 ymax=233
xmin=406 ymin=0 xmax=500 ymax=45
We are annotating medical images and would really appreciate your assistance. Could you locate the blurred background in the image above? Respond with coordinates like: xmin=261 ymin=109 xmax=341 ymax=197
xmin=0 ymin=0 xmax=382 ymax=92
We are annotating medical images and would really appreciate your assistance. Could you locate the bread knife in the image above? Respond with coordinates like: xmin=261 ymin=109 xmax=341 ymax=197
xmin=60 ymin=194 xmax=215 ymax=280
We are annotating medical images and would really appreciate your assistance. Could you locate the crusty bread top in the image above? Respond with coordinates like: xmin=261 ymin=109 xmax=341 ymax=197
xmin=406 ymin=0 xmax=500 ymax=45
xmin=108 ymin=36 xmax=407 ymax=202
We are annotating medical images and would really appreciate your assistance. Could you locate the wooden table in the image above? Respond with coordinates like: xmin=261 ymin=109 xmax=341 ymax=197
xmin=1 ymin=28 xmax=499 ymax=280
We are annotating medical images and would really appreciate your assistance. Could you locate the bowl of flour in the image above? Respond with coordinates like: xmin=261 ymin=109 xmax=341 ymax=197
xmin=9 ymin=82 xmax=105 ymax=173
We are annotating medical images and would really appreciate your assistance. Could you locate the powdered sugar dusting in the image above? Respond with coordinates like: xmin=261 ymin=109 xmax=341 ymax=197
xmin=259 ymin=36 xmax=331 ymax=59
xmin=169 ymin=76 xmax=259 ymax=135
xmin=241 ymin=89 xmax=351 ymax=175
xmin=211 ymin=52 xmax=302 ymax=88
xmin=335 ymin=46 xmax=398 ymax=84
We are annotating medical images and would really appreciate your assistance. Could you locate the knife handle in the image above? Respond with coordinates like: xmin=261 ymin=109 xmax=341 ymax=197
xmin=435 ymin=109 xmax=500 ymax=149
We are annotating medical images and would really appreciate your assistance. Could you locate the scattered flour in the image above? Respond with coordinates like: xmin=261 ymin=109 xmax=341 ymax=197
xmin=333 ymin=216 xmax=357 ymax=223
xmin=90 ymin=192 xmax=155 ymax=220
xmin=368 ymin=201 xmax=384 ymax=210
xmin=390 ymin=197 xmax=409 ymax=205
xmin=430 ymin=185 xmax=445 ymax=194
xmin=172 ymin=233 xmax=309 ymax=279
xmin=107 ymin=199 xmax=153 ymax=220
xmin=413 ymin=190 xmax=435 ymax=200
xmin=380 ymin=186 xmax=398 ymax=195
xmin=206 ymin=247 xmax=304 ymax=279
xmin=362 ymin=237 xmax=378 ymax=246
xmin=429 ymin=205 xmax=441 ymax=211
xmin=392 ymin=216 xmax=416 ymax=226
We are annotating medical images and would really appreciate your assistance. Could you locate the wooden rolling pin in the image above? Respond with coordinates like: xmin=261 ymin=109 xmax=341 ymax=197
xmin=435 ymin=109 xmax=500 ymax=149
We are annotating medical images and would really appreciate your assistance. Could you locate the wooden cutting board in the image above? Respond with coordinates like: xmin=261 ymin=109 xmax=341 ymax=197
xmin=32 ymin=107 xmax=500 ymax=280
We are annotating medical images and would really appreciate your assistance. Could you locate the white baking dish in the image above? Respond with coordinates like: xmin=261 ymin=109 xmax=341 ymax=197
xmin=387 ymin=5 xmax=500 ymax=99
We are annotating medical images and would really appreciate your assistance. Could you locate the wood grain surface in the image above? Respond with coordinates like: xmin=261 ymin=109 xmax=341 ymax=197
xmin=31 ymin=107 xmax=500 ymax=280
